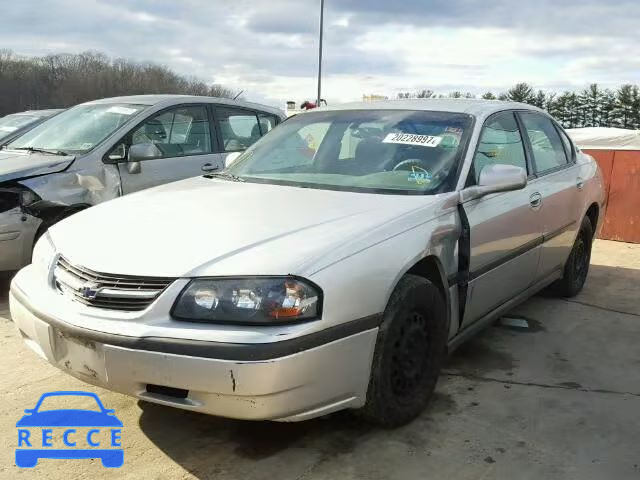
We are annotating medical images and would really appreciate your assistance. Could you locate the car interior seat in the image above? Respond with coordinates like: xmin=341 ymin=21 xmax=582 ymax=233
xmin=184 ymin=120 xmax=210 ymax=153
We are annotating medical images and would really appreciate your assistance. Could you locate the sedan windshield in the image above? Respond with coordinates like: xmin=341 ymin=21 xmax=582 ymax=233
xmin=5 ymin=103 xmax=146 ymax=155
xmin=226 ymin=110 xmax=473 ymax=194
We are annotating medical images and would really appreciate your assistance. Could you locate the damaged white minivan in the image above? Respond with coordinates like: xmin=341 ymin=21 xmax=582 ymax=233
xmin=0 ymin=95 xmax=284 ymax=272
xmin=10 ymin=99 xmax=604 ymax=427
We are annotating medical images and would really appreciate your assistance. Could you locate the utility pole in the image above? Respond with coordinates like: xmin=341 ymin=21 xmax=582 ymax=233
xmin=316 ymin=0 xmax=324 ymax=107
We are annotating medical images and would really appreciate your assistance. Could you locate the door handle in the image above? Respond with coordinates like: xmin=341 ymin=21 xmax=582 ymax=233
xmin=201 ymin=163 xmax=219 ymax=173
xmin=576 ymin=178 xmax=585 ymax=190
xmin=529 ymin=192 xmax=542 ymax=209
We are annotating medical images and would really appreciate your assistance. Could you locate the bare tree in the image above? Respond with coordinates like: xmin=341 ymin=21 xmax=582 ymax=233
xmin=0 ymin=50 xmax=239 ymax=116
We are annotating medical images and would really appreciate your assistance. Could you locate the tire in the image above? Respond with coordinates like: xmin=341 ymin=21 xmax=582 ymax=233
xmin=550 ymin=216 xmax=593 ymax=297
xmin=356 ymin=274 xmax=447 ymax=428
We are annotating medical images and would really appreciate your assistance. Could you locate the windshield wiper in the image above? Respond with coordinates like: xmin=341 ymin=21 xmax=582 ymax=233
xmin=14 ymin=146 xmax=69 ymax=156
xmin=204 ymin=171 xmax=245 ymax=182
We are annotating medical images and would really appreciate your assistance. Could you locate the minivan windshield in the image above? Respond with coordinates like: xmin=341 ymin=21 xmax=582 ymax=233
xmin=5 ymin=103 xmax=146 ymax=155
xmin=225 ymin=110 xmax=473 ymax=194
xmin=0 ymin=114 xmax=40 ymax=133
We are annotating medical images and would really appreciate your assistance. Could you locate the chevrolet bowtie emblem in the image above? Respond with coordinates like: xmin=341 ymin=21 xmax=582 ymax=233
xmin=79 ymin=282 xmax=100 ymax=300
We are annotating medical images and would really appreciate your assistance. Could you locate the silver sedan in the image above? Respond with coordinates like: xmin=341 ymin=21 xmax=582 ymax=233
xmin=10 ymin=99 xmax=604 ymax=427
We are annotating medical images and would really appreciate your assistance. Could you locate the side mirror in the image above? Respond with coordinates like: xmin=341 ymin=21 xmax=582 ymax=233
xmin=128 ymin=143 xmax=160 ymax=162
xmin=23 ymin=409 xmax=34 ymax=414
xmin=127 ymin=143 xmax=161 ymax=174
xmin=225 ymin=152 xmax=242 ymax=168
xmin=460 ymin=164 xmax=527 ymax=202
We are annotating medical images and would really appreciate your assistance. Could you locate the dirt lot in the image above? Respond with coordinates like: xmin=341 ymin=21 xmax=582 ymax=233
xmin=1 ymin=239 xmax=639 ymax=479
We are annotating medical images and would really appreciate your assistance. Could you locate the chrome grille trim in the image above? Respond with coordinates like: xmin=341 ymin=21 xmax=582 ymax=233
xmin=53 ymin=256 xmax=174 ymax=312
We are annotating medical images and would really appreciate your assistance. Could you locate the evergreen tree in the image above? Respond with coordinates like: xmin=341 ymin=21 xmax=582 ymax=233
xmin=612 ymin=84 xmax=640 ymax=129
xmin=436 ymin=82 xmax=640 ymax=129
xmin=531 ymin=90 xmax=547 ymax=109
xmin=507 ymin=83 xmax=535 ymax=103
xmin=579 ymin=84 xmax=604 ymax=127
xmin=600 ymin=89 xmax=616 ymax=127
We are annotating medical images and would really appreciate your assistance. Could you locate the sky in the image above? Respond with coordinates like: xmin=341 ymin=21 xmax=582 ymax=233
xmin=2 ymin=0 xmax=639 ymax=107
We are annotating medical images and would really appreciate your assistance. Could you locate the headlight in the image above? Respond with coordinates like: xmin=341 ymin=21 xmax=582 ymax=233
xmin=172 ymin=277 xmax=322 ymax=324
xmin=31 ymin=232 xmax=56 ymax=275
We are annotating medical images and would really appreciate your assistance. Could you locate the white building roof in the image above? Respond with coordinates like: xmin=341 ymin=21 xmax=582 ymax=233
xmin=566 ymin=127 xmax=640 ymax=151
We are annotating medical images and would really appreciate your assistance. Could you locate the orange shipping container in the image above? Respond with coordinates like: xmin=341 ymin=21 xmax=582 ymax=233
xmin=569 ymin=128 xmax=640 ymax=244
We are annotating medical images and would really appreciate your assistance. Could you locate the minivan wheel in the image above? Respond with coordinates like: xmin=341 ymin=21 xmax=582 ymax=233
xmin=550 ymin=216 xmax=593 ymax=297
xmin=356 ymin=274 xmax=447 ymax=428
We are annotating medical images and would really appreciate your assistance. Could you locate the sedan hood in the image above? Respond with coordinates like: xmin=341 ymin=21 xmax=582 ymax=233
xmin=0 ymin=150 xmax=74 ymax=182
xmin=50 ymin=176 xmax=445 ymax=278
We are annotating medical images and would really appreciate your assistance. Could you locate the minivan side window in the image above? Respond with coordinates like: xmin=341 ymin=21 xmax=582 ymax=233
xmin=246 ymin=122 xmax=331 ymax=172
xmin=520 ymin=112 xmax=568 ymax=174
xmin=257 ymin=113 xmax=280 ymax=136
xmin=471 ymin=112 xmax=527 ymax=184
xmin=217 ymin=108 xmax=261 ymax=152
xmin=130 ymin=105 xmax=212 ymax=159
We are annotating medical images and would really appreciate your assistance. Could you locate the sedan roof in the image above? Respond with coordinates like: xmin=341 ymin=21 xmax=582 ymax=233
xmin=83 ymin=94 xmax=285 ymax=117
xmin=310 ymin=98 xmax=545 ymax=118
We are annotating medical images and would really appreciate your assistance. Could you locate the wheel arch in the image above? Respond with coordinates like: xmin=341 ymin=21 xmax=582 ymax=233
xmin=585 ymin=202 xmax=599 ymax=238
xmin=32 ymin=202 xmax=92 ymax=240
xmin=403 ymin=255 xmax=451 ymax=333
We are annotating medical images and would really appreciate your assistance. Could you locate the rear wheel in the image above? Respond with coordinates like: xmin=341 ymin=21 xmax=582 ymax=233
xmin=550 ymin=216 xmax=593 ymax=297
xmin=356 ymin=274 xmax=447 ymax=428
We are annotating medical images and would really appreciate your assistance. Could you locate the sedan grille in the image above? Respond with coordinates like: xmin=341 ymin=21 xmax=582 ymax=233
xmin=53 ymin=256 xmax=174 ymax=311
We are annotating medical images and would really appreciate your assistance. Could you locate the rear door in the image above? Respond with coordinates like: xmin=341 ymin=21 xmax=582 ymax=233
xmin=116 ymin=104 xmax=223 ymax=194
xmin=518 ymin=112 xmax=582 ymax=278
xmin=461 ymin=111 xmax=543 ymax=328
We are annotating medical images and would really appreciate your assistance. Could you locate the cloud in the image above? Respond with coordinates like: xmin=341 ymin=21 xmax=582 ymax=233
xmin=0 ymin=0 xmax=638 ymax=106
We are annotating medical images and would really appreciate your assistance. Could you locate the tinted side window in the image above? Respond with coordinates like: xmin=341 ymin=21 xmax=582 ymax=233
xmin=520 ymin=113 xmax=568 ymax=173
xmin=472 ymin=112 xmax=527 ymax=183
xmin=556 ymin=126 xmax=575 ymax=162
xmin=257 ymin=113 xmax=279 ymax=136
xmin=130 ymin=105 xmax=211 ymax=158
xmin=217 ymin=108 xmax=261 ymax=151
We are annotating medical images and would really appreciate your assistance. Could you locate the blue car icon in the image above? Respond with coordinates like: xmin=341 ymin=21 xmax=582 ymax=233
xmin=16 ymin=391 xmax=123 ymax=468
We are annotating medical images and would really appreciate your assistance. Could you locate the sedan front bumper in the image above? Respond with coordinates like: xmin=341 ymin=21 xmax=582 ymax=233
xmin=10 ymin=276 xmax=379 ymax=422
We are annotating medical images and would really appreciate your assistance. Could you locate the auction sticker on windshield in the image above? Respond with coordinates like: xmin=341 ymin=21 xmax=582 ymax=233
xmin=383 ymin=133 xmax=442 ymax=147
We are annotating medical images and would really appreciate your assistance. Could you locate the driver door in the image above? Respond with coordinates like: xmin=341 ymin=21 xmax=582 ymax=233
xmin=116 ymin=104 xmax=223 ymax=194
xmin=460 ymin=111 xmax=543 ymax=328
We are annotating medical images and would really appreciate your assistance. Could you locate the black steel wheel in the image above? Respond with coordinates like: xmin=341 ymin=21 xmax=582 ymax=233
xmin=356 ymin=274 xmax=447 ymax=428
xmin=550 ymin=216 xmax=593 ymax=297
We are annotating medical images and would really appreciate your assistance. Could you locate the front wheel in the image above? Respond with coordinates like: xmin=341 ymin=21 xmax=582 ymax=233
xmin=550 ymin=216 xmax=593 ymax=297
xmin=356 ymin=274 xmax=447 ymax=428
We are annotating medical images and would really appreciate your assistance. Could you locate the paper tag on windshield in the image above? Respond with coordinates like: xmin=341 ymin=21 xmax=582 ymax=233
xmin=383 ymin=133 xmax=442 ymax=148
xmin=106 ymin=106 xmax=137 ymax=115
